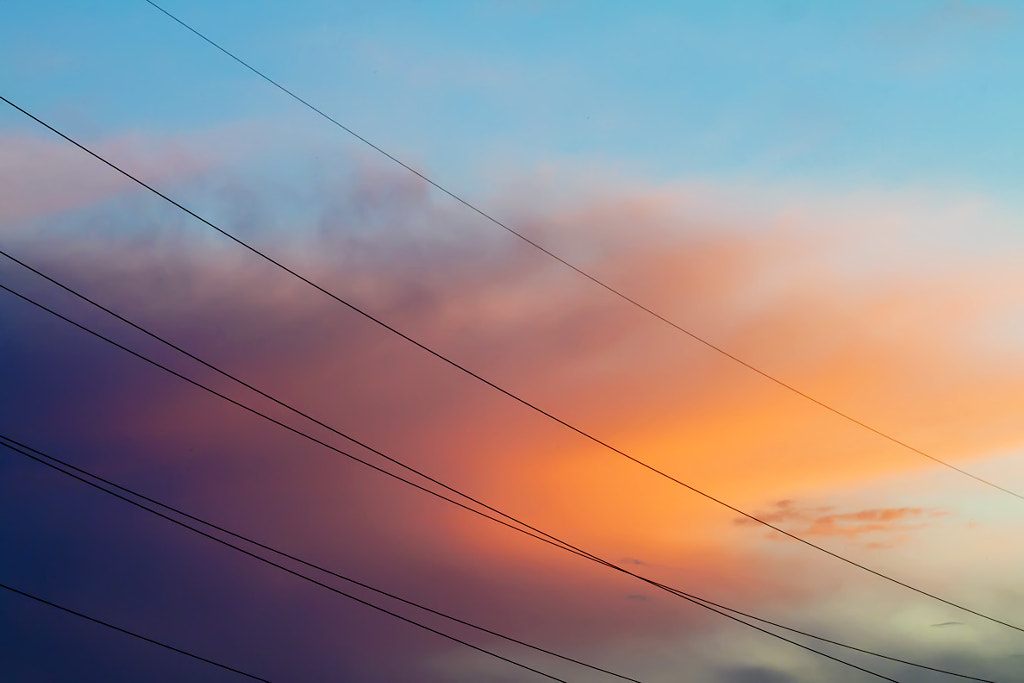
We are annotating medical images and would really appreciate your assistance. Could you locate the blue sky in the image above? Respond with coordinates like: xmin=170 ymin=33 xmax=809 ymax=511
xmin=4 ymin=1 xmax=1023 ymax=195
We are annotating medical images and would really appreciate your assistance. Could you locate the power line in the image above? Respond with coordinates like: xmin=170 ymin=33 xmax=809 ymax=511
xmin=1 ymin=435 xmax=904 ymax=683
xmin=0 ymin=436 xmax=636 ymax=682
xmin=2 ymin=95 xmax=1021 ymax=637
xmin=0 ymin=282 xmax=581 ymax=561
xmin=0 ymin=581 xmax=273 ymax=682
xmin=0 ymin=440 xmax=577 ymax=682
xmin=0 ymin=275 xmax=996 ymax=682
xmin=0 ymin=251 xmax=1001 ymax=682
xmin=2 ymin=431 xmax=997 ymax=682
xmin=0 ymin=285 xmax=904 ymax=683
xmin=141 ymin=0 xmax=1023 ymax=503
xmin=0 ymin=248 xmax=575 ymax=558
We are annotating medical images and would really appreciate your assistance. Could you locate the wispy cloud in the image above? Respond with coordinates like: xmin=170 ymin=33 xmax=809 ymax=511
xmin=3 ymin=155 xmax=1023 ymax=680
xmin=0 ymin=132 xmax=215 ymax=225
xmin=735 ymin=499 xmax=948 ymax=543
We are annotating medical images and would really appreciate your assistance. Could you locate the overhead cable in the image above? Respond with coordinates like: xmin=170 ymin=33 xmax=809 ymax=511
xmin=0 ymin=580 xmax=272 ymax=681
xmin=0 ymin=439 xmax=574 ymax=683
xmin=2 ymin=435 xmax=907 ymax=683
xmin=4 ymin=431 xmax=997 ymax=682
xmin=0 ymin=275 xmax=999 ymax=680
xmin=0 ymin=248 xmax=1000 ymax=682
xmin=141 ymin=0 xmax=1023 ymax=502
xmin=2 ymin=95 xmax=1020 ymax=636
xmin=0 ymin=433 xmax=637 ymax=681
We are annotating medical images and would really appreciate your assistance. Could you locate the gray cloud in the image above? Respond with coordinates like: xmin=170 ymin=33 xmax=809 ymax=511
xmin=721 ymin=666 xmax=799 ymax=683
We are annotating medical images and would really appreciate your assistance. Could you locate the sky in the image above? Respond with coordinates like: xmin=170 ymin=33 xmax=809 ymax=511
xmin=1 ymin=1 xmax=1023 ymax=682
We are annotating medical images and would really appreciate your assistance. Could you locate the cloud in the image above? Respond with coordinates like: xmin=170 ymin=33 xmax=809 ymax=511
xmin=0 ymin=117 xmax=285 ymax=231
xmin=5 ymin=158 xmax=1021 ymax=559
xmin=3 ymin=155 xmax=1024 ymax=680
xmin=735 ymin=500 xmax=948 ymax=543
xmin=0 ymin=131 xmax=221 ymax=226
xmin=720 ymin=667 xmax=799 ymax=683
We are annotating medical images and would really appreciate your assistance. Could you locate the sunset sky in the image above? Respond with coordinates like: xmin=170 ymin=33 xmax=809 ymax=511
xmin=2 ymin=2 xmax=1024 ymax=682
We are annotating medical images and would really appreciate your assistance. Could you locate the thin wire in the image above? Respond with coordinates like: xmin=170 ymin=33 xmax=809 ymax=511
xmin=0 ymin=440 xmax=571 ymax=683
xmin=0 ymin=581 xmax=273 ymax=682
xmin=3 ymin=432 xmax=996 ymax=682
xmin=0 ymin=287 xmax=992 ymax=683
xmin=642 ymin=582 xmax=993 ymax=682
xmin=0 ymin=249 xmax=579 ymax=557
xmin=2 ymin=95 xmax=1021 ymax=636
xmin=142 ymin=0 xmax=1023 ymax=502
xmin=0 ymin=252 xmax=995 ymax=683
xmin=0 ymin=280 xmax=586 ymax=560
xmin=0 ymin=436 xmax=635 ymax=682
xmin=1 ymin=436 xmax=906 ymax=683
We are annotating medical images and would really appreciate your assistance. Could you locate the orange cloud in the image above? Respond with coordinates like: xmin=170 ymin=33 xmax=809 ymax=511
xmin=734 ymin=499 xmax=948 ymax=543
xmin=6 ymin=164 xmax=1022 ymax=673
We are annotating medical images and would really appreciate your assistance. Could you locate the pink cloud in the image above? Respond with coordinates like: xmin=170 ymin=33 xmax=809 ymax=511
xmin=4 ymin=160 xmax=1023 ymax=679
xmin=0 ymin=130 xmax=220 ymax=225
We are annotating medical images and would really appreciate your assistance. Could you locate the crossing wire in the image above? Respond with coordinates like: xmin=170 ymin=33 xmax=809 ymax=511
xmin=0 ymin=283 xmax=907 ymax=683
xmin=2 ymin=435 xmax=906 ymax=683
xmin=0 ymin=442 xmax=573 ymax=682
xmin=142 ymin=0 xmax=1023 ymax=502
xmin=1 ymin=94 xmax=1021 ymax=637
xmin=3 ymin=431 xmax=999 ymax=682
xmin=0 ymin=433 xmax=637 ymax=682
xmin=0 ymin=269 xmax=997 ymax=681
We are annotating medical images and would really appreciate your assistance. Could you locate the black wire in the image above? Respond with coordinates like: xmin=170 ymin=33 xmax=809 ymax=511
xmin=0 ymin=283 xmax=990 ymax=683
xmin=3 ymin=431 xmax=998 ymax=682
xmin=0 ymin=281 xmax=586 ymax=561
xmin=0 ymin=250 xmax=997 ymax=682
xmin=0 ymin=439 xmax=570 ymax=682
xmin=141 ymin=0 xmax=1024 ymax=503
xmin=0 ymin=434 xmax=636 ymax=682
xmin=0 ymin=248 xmax=578 ymax=559
xmin=1 ymin=436 xmax=907 ymax=683
xmin=647 ymin=586 xmax=994 ymax=682
xmin=0 ymin=580 xmax=273 ymax=682
xmin=2 ymin=94 xmax=1020 ymax=637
